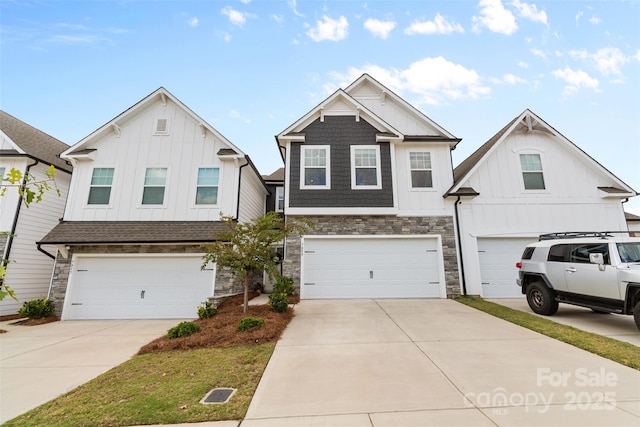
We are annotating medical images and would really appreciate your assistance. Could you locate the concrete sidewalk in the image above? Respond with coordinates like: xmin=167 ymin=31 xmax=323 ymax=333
xmin=490 ymin=298 xmax=640 ymax=347
xmin=243 ymin=299 xmax=640 ymax=426
xmin=0 ymin=318 xmax=179 ymax=423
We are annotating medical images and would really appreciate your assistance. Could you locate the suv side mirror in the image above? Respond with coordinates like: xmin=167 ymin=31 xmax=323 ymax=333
xmin=589 ymin=253 xmax=605 ymax=271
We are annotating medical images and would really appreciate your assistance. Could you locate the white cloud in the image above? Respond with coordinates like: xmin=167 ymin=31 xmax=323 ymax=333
xmin=517 ymin=60 xmax=528 ymax=68
xmin=472 ymin=0 xmax=518 ymax=35
xmin=218 ymin=31 xmax=232 ymax=42
xmin=588 ymin=15 xmax=601 ymax=25
xmin=591 ymin=48 xmax=628 ymax=76
xmin=530 ymin=48 xmax=547 ymax=60
xmin=221 ymin=7 xmax=247 ymax=27
xmin=575 ymin=11 xmax=583 ymax=26
xmin=240 ymin=0 xmax=251 ymax=3
xmin=329 ymin=57 xmax=490 ymax=106
xmin=363 ymin=18 xmax=396 ymax=39
xmin=271 ymin=14 xmax=284 ymax=24
xmin=288 ymin=0 xmax=304 ymax=18
xmin=404 ymin=13 xmax=464 ymax=35
xmin=187 ymin=17 xmax=199 ymax=27
xmin=307 ymin=15 xmax=348 ymax=42
xmin=499 ymin=73 xmax=527 ymax=84
xmin=552 ymin=67 xmax=599 ymax=96
xmin=511 ymin=0 xmax=548 ymax=25
xmin=570 ymin=47 xmax=629 ymax=77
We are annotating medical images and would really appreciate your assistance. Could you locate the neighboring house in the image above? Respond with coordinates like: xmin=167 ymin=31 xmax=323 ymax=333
xmin=39 ymin=88 xmax=268 ymax=320
xmin=627 ymin=212 xmax=640 ymax=237
xmin=276 ymin=74 xmax=462 ymax=299
xmin=261 ymin=167 xmax=285 ymax=292
xmin=263 ymin=167 xmax=285 ymax=216
xmin=0 ymin=111 xmax=72 ymax=316
xmin=446 ymin=109 xmax=637 ymax=298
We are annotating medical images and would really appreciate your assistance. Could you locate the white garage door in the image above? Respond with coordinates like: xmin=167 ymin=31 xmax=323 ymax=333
xmin=65 ymin=255 xmax=215 ymax=319
xmin=302 ymin=237 xmax=443 ymax=299
xmin=478 ymin=238 xmax=535 ymax=298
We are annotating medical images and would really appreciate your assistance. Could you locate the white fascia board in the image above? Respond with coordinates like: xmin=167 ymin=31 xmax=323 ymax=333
xmin=0 ymin=130 xmax=26 ymax=153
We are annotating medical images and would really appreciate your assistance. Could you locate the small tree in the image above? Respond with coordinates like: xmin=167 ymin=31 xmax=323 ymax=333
xmin=202 ymin=212 xmax=310 ymax=313
xmin=1 ymin=165 xmax=59 ymax=301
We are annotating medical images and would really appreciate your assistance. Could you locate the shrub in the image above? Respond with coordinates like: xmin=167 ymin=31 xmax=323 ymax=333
xmin=17 ymin=298 xmax=55 ymax=319
xmin=237 ymin=316 xmax=265 ymax=332
xmin=167 ymin=321 xmax=200 ymax=339
xmin=197 ymin=301 xmax=218 ymax=319
xmin=269 ymin=292 xmax=289 ymax=313
xmin=273 ymin=275 xmax=295 ymax=296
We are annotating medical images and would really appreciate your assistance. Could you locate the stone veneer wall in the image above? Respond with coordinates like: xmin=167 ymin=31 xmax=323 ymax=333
xmin=49 ymin=244 xmax=262 ymax=316
xmin=282 ymin=215 xmax=460 ymax=297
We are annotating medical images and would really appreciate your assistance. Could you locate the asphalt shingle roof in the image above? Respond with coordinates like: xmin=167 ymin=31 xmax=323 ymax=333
xmin=0 ymin=110 xmax=71 ymax=172
xmin=39 ymin=221 xmax=229 ymax=245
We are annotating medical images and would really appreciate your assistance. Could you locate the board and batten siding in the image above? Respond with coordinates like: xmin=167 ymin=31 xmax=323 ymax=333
xmin=455 ymin=129 xmax=628 ymax=296
xmin=63 ymin=100 xmax=239 ymax=222
xmin=394 ymin=143 xmax=455 ymax=216
xmin=237 ymin=165 xmax=267 ymax=223
xmin=0 ymin=163 xmax=71 ymax=316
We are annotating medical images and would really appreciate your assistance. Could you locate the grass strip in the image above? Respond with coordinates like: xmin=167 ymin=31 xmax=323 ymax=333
xmin=456 ymin=296 xmax=640 ymax=371
xmin=5 ymin=344 xmax=275 ymax=427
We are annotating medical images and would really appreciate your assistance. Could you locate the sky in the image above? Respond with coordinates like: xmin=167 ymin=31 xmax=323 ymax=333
xmin=1 ymin=0 xmax=639 ymax=214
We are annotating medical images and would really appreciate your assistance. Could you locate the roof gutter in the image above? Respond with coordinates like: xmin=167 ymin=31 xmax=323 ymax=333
xmin=453 ymin=196 xmax=467 ymax=296
xmin=235 ymin=156 xmax=250 ymax=221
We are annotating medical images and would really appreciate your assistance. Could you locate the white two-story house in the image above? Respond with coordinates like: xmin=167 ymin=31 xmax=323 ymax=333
xmin=0 ymin=111 xmax=72 ymax=316
xmin=39 ymin=88 xmax=268 ymax=319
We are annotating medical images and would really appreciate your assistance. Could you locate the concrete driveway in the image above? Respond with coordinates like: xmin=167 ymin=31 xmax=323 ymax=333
xmin=0 ymin=318 xmax=179 ymax=423
xmin=244 ymin=299 xmax=640 ymax=426
xmin=490 ymin=298 xmax=640 ymax=347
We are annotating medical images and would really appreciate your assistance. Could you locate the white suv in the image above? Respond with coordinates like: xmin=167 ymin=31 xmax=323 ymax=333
xmin=516 ymin=232 xmax=640 ymax=331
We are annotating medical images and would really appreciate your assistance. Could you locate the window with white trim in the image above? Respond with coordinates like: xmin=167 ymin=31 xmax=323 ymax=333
xmin=409 ymin=151 xmax=433 ymax=188
xmin=195 ymin=167 xmax=219 ymax=205
xmin=301 ymin=146 xmax=330 ymax=189
xmin=88 ymin=168 xmax=114 ymax=205
xmin=519 ymin=153 xmax=546 ymax=190
xmin=142 ymin=167 xmax=167 ymax=205
xmin=351 ymin=145 xmax=381 ymax=189
xmin=275 ymin=186 xmax=284 ymax=212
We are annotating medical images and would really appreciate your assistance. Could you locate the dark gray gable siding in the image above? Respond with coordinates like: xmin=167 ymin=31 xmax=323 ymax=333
xmin=289 ymin=116 xmax=394 ymax=208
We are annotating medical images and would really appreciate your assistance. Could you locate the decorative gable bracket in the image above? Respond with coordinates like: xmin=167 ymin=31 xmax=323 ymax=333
xmin=111 ymin=123 xmax=121 ymax=138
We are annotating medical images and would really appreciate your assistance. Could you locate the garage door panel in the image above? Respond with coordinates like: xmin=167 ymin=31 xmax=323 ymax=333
xmin=478 ymin=238 xmax=535 ymax=298
xmin=66 ymin=256 xmax=214 ymax=320
xmin=302 ymin=237 xmax=443 ymax=299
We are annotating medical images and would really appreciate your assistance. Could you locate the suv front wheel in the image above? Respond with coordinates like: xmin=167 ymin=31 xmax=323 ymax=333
xmin=526 ymin=282 xmax=559 ymax=315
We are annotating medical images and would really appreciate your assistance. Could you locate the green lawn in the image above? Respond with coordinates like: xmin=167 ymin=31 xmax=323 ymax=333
xmin=456 ymin=296 xmax=640 ymax=371
xmin=5 ymin=344 xmax=275 ymax=427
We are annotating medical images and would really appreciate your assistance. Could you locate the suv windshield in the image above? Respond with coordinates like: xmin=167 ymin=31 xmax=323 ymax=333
xmin=617 ymin=242 xmax=640 ymax=263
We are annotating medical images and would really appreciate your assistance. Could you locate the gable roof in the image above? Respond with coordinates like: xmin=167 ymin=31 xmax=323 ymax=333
xmin=277 ymin=87 xmax=403 ymax=141
xmin=0 ymin=110 xmax=71 ymax=173
xmin=345 ymin=73 xmax=460 ymax=143
xmin=61 ymin=87 xmax=245 ymax=159
xmin=447 ymin=109 xmax=637 ymax=197
xmin=277 ymin=74 xmax=460 ymax=147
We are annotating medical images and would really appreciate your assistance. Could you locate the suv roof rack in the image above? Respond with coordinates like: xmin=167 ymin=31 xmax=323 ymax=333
xmin=538 ymin=231 xmax=633 ymax=241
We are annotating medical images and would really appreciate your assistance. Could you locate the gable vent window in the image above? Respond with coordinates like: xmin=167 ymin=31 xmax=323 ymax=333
xmin=142 ymin=167 xmax=167 ymax=205
xmin=519 ymin=153 xmax=546 ymax=190
xmin=409 ymin=151 xmax=433 ymax=188
xmin=88 ymin=168 xmax=114 ymax=205
xmin=351 ymin=145 xmax=381 ymax=189
xmin=154 ymin=118 xmax=170 ymax=135
xmin=196 ymin=167 xmax=219 ymax=205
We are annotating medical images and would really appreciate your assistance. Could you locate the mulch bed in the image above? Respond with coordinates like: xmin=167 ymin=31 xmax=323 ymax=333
xmin=0 ymin=314 xmax=59 ymax=333
xmin=138 ymin=292 xmax=296 ymax=354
